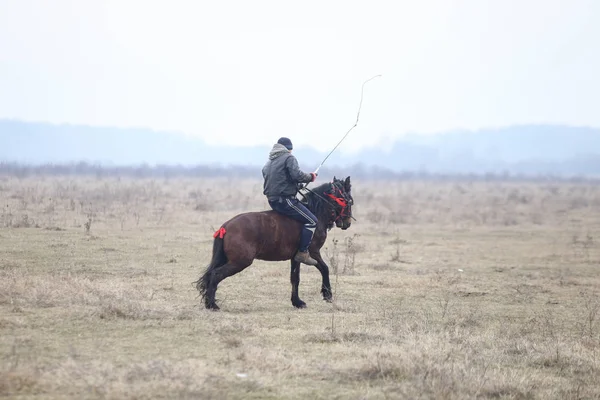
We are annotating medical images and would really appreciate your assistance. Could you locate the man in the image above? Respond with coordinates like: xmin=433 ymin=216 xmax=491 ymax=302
xmin=262 ymin=137 xmax=319 ymax=266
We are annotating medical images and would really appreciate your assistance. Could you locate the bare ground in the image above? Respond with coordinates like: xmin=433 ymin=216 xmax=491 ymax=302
xmin=1 ymin=176 xmax=599 ymax=399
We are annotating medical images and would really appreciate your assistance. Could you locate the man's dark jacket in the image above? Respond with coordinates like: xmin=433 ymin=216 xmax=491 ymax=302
xmin=262 ymin=143 xmax=313 ymax=201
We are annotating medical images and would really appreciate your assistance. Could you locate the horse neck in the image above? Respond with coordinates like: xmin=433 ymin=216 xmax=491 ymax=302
xmin=305 ymin=187 xmax=335 ymax=230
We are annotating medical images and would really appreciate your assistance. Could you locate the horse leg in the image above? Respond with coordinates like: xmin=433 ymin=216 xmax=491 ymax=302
xmin=290 ymin=259 xmax=306 ymax=309
xmin=204 ymin=262 xmax=250 ymax=310
xmin=311 ymin=252 xmax=333 ymax=302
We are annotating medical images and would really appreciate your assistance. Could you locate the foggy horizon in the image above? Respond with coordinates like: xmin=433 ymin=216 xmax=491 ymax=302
xmin=3 ymin=119 xmax=600 ymax=178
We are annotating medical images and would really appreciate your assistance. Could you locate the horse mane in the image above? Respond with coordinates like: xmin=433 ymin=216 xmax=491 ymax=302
xmin=303 ymin=182 xmax=334 ymax=220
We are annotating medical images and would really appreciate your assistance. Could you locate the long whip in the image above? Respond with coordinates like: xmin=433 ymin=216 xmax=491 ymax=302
xmin=303 ymin=74 xmax=381 ymax=191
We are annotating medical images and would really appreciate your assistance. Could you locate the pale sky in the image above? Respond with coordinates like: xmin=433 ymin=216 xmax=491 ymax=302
xmin=1 ymin=0 xmax=598 ymax=152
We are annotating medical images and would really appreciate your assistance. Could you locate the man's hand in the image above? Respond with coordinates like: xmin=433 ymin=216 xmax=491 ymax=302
xmin=310 ymin=172 xmax=317 ymax=182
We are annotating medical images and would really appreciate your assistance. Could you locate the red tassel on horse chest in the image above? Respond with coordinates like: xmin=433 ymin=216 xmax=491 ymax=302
xmin=213 ymin=227 xmax=227 ymax=239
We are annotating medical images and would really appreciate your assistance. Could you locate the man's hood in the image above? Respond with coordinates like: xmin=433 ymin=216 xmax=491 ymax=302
xmin=269 ymin=143 xmax=290 ymax=160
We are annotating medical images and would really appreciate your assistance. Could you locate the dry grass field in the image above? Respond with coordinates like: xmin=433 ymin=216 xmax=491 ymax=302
xmin=1 ymin=174 xmax=600 ymax=399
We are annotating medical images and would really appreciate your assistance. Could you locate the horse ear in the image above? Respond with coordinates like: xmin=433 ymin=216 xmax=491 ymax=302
xmin=344 ymin=176 xmax=351 ymax=190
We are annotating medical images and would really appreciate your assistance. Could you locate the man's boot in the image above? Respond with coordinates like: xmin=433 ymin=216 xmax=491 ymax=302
xmin=294 ymin=250 xmax=318 ymax=266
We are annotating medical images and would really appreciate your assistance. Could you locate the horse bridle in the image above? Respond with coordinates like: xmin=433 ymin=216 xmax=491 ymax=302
xmin=325 ymin=182 xmax=354 ymax=223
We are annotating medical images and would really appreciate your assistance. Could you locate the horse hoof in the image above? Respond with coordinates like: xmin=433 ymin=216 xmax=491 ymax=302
xmin=293 ymin=300 xmax=307 ymax=309
xmin=323 ymin=297 xmax=333 ymax=303
xmin=205 ymin=303 xmax=220 ymax=311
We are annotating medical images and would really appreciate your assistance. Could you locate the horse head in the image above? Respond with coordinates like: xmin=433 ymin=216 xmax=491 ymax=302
xmin=330 ymin=176 xmax=353 ymax=230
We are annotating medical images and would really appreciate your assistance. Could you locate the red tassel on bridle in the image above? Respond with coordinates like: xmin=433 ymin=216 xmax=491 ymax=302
xmin=326 ymin=189 xmax=350 ymax=222
xmin=326 ymin=192 xmax=347 ymax=208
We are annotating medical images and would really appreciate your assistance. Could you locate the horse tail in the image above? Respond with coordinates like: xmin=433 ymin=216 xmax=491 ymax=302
xmin=195 ymin=228 xmax=228 ymax=299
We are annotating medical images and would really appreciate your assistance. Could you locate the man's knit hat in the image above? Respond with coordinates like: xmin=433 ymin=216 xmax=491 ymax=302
xmin=277 ymin=137 xmax=293 ymax=151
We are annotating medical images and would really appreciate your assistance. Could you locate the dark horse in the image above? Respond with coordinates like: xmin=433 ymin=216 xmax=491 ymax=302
xmin=195 ymin=176 xmax=354 ymax=310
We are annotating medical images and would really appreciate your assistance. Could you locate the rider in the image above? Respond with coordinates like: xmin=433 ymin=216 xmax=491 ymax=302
xmin=262 ymin=137 xmax=319 ymax=266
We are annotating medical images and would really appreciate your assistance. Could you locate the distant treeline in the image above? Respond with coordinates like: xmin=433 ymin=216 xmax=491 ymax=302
xmin=2 ymin=162 xmax=600 ymax=184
